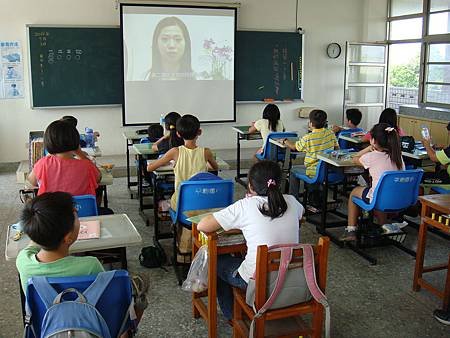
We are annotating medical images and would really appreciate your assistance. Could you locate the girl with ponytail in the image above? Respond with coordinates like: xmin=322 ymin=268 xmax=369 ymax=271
xmin=248 ymin=104 xmax=285 ymax=155
xmin=198 ymin=160 xmax=304 ymax=321
xmin=151 ymin=111 xmax=184 ymax=153
xmin=340 ymin=123 xmax=405 ymax=241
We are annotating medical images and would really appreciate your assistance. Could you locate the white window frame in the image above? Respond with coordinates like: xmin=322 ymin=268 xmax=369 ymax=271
xmin=388 ymin=0 xmax=450 ymax=108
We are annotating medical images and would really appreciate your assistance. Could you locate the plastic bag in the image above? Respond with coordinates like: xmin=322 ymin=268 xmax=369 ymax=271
xmin=181 ymin=245 xmax=208 ymax=293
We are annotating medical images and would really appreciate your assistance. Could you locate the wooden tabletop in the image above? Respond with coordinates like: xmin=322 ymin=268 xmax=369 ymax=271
xmin=419 ymin=194 xmax=450 ymax=213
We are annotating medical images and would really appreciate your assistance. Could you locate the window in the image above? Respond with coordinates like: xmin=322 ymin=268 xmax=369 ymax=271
xmin=388 ymin=0 xmax=450 ymax=107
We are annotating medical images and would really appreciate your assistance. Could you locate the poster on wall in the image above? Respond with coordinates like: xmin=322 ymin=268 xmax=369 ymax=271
xmin=0 ymin=41 xmax=24 ymax=99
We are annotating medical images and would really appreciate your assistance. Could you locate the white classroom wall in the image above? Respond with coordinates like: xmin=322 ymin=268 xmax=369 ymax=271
xmin=0 ymin=0 xmax=386 ymax=163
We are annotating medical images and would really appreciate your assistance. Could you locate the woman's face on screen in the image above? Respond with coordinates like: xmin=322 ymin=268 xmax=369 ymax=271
xmin=157 ymin=25 xmax=186 ymax=64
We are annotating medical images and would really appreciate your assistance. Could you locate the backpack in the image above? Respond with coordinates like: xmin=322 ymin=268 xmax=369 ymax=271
xmin=24 ymin=271 xmax=130 ymax=338
xmin=400 ymin=136 xmax=415 ymax=153
xmin=139 ymin=246 xmax=166 ymax=269
xmin=245 ymin=244 xmax=330 ymax=338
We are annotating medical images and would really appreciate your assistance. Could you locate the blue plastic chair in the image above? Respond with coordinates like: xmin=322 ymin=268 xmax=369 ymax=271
xmin=337 ymin=128 xmax=364 ymax=149
xmin=431 ymin=186 xmax=450 ymax=194
xmin=291 ymin=160 xmax=345 ymax=209
xmin=24 ymin=270 xmax=134 ymax=338
xmin=169 ymin=172 xmax=234 ymax=284
xmin=255 ymin=132 xmax=298 ymax=161
xmin=169 ymin=172 xmax=233 ymax=227
xmin=352 ymin=169 xmax=424 ymax=213
xmin=351 ymin=169 xmax=424 ymax=264
xmin=73 ymin=195 xmax=98 ymax=217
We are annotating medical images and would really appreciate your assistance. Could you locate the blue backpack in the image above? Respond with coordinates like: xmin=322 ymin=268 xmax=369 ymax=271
xmin=24 ymin=271 xmax=128 ymax=338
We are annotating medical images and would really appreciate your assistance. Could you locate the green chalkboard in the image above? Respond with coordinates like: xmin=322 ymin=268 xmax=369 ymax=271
xmin=28 ymin=26 xmax=122 ymax=108
xmin=235 ymin=31 xmax=303 ymax=101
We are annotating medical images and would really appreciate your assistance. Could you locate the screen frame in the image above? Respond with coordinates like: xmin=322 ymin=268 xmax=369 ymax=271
xmin=120 ymin=3 xmax=237 ymax=126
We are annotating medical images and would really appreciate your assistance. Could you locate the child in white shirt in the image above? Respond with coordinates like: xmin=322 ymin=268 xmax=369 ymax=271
xmin=248 ymin=104 xmax=285 ymax=154
xmin=198 ymin=160 xmax=304 ymax=320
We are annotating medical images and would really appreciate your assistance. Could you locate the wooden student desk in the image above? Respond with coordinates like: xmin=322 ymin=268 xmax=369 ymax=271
xmin=189 ymin=211 xmax=246 ymax=338
xmin=413 ymin=194 xmax=450 ymax=312
xmin=232 ymin=126 xmax=262 ymax=187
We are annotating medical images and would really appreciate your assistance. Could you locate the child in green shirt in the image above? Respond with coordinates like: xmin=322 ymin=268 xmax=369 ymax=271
xmin=16 ymin=192 xmax=104 ymax=292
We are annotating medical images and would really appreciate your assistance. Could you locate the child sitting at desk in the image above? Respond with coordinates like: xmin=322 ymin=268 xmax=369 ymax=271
xmin=197 ymin=160 xmax=304 ymax=321
xmin=362 ymin=108 xmax=405 ymax=142
xmin=340 ymin=123 xmax=405 ymax=241
xmin=248 ymin=103 xmax=285 ymax=154
xmin=421 ymin=121 xmax=450 ymax=185
xmin=16 ymin=192 xmax=104 ymax=292
xmin=146 ymin=123 xmax=164 ymax=143
xmin=332 ymin=108 xmax=363 ymax=134
xmin=16 ymin=192 xmax=147 ymax=328
xmin=332 ymin=108 xmax=364 ymax=149
xmin=284 ymin=109 xmax=338 ymax=196
xmin=147 ymin=114 xmax=218 ymax=209
xmin=27 ymin=120 xmax=101 ymax=197
xmin=61 ymin=115 xmax=100 ymax=147
xmin=151 ymin=111 xmax=184 ymax=154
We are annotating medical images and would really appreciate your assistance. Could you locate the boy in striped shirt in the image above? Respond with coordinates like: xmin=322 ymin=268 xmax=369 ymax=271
xmin=284 ymin=109 xmax=338 ymax=196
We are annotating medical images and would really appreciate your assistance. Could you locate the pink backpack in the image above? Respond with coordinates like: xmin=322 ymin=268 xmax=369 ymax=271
xmin=245 ymin=244 xmax=330 ymax=338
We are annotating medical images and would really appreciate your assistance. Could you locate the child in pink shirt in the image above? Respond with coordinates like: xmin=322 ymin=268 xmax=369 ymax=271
xmin=341 ymin=123 xmax=405 ymax=241
xmin=27 ymin=120 xmax=100 ymax=196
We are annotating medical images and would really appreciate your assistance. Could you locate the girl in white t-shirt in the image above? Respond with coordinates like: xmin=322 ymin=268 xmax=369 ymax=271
xmin=197 ymin=160 xmax=304 ymax=321
xmin=340 ymin=123 xmax=405 ymax=242
xmin=248 ymin=104 xmax=285 ymax=155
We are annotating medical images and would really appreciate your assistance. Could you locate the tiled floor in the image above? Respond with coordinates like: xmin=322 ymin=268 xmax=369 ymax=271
xmin=1 ymin=165 xmax=449 ymax=337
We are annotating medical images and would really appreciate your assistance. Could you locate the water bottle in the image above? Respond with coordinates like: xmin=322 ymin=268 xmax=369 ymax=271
xmin=85 ymin=127 xmax=94 ymax=148
xmin=160 ymin=114 xmax=165 ymax=127
xmin=420 ymin=125 xmax=430 ymax=140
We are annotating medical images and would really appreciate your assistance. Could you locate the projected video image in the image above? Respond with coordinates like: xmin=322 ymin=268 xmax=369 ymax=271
xmin=124 ymin=11 xmax=234 ymax=81
xmin=121 ymin=5 xmax=236 ymax=125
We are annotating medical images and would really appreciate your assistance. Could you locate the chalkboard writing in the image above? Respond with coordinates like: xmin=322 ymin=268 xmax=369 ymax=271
xmin=28 ymin=26 xmax=122 ymax=108
xmin=235 ymin=31 xmax=302 ymax=101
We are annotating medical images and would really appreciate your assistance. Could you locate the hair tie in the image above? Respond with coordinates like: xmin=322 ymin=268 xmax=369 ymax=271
xmin=267 ymin=179 xmax=276 ymax=188
xmin=169 ymin=125 xmax=175 ymax=130
xmin=385 ymin=127 xmax=394 ymax=132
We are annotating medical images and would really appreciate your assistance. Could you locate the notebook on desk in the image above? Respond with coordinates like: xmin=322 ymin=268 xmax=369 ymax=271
xmin=78 ymin=220 xmax=101 ymax=240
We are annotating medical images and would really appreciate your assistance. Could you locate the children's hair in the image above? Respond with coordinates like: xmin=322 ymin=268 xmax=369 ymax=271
xmin=44 ymin=120 xmax=80 ymax=154
xmin=262 ymin=104 xmax=281 ymax=131
xmin=176 ymin=114 xmax=200 ymax=140
xmin=446 ymin=122 xmax=450 ymax=131
xmin=147 ymin=124 xmax=164 ymax=143
xmin=346 ymin=108 xmax=362 ymax=126
xmin=60 ymin=115 xmax=78 ymax=128
xmin=20 ymin=192 xmax=75 ymax=251
xmin=370 ymin=123 xmax=403 ymax=170
xmin=248 ymin=160 xmax=287 ymax=219
xmin=379 ymin=108 xmax=399 ymax=132
xmin=309 ymin=110 xmax=328 ymax=129
xmin=164 ymin=111 xmax=184 ymax=147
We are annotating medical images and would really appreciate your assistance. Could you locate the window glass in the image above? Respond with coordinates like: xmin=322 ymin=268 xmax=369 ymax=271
xmin=390 ymin=18 xmax=423 ymax=40
xmin=425 ymin=84 xmax=450 ymax=104
xmin=348 ymin=45 xmax=386 ymax=63
xmin=348 ymin=66 xmax=385 ymax=84
xmin=428 ymin=65 xmax=450 ymax=82
xmin=390 ymin=0 xmax=423 ymax=16
xmin=430 ymin=0 xmax=450 ymax=12
xmin=429 ymin=43 xmax=450 ymax=62
xmin=388 ymin=43 xmax=420 ymax=110
xmin=429 ymin=12 xmax=450 ymax=35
